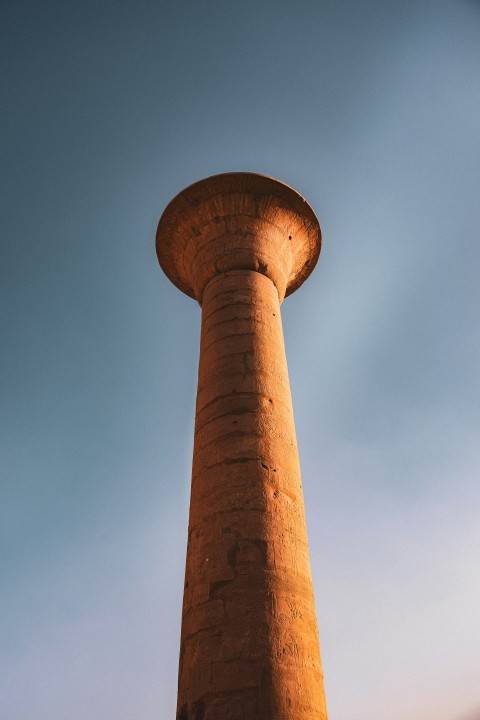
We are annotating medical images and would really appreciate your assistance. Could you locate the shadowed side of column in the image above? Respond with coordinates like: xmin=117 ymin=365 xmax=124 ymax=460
xmin=177 ymin=270 xmax=327 ymax=720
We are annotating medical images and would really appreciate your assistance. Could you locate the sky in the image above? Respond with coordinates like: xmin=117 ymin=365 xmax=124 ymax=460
xmin=1 ymin=1 xmax=479 ymax=718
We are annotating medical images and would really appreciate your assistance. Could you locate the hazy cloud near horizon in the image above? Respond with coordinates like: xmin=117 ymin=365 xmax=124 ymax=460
xmin=1 ymin=1 xmax=479 ymax=719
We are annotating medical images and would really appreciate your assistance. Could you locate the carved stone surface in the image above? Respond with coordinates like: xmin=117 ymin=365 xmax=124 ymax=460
xmin=157 ymin=173 xmax=327 ymax=720
xmin=156 ymin=172 xmax=321 ymax=304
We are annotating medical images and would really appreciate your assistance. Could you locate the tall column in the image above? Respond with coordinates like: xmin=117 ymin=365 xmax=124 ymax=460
xmin=156 ymin=173 xmax=327 ymax=720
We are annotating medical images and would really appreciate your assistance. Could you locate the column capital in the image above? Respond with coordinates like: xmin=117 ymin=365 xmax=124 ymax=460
xmin=156 ymin=173 xmax=321 ymax=303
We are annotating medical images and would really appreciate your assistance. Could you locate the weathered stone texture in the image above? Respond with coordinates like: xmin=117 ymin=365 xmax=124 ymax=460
xmin=156 ymin=173 xmax=327 ymax=720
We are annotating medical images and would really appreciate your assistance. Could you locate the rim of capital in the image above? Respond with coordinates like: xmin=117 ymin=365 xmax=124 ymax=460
xmin=156 ymin=172 xmax=321 ymax=301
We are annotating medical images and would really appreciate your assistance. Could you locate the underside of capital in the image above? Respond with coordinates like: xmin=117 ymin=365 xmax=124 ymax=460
xmin=156 ymin=172 xmax=321 ymax=303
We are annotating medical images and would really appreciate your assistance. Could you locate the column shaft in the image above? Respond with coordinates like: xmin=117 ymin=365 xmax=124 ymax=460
xmin=177 ymin=270 xmax=327 ymax=720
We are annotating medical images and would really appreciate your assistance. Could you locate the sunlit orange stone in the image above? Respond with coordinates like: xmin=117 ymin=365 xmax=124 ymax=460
xmin=156 ymin=173 xmax=327 ymax=720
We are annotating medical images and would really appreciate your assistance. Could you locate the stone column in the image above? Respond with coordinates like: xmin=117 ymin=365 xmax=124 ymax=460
xmin=156 ymin=173 xmax=327 ymax=720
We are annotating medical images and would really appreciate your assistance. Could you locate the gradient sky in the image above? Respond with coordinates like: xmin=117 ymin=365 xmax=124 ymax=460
xmin=1 ymin=1 xmax=480 ymax=719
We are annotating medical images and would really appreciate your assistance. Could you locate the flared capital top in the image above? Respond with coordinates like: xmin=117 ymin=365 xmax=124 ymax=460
xmin=156 ymin=173 xmax=321 ymax=303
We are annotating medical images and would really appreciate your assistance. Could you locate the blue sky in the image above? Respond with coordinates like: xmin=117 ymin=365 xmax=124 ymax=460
xmin=1 ymin=1 xmax=479 ymax=718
